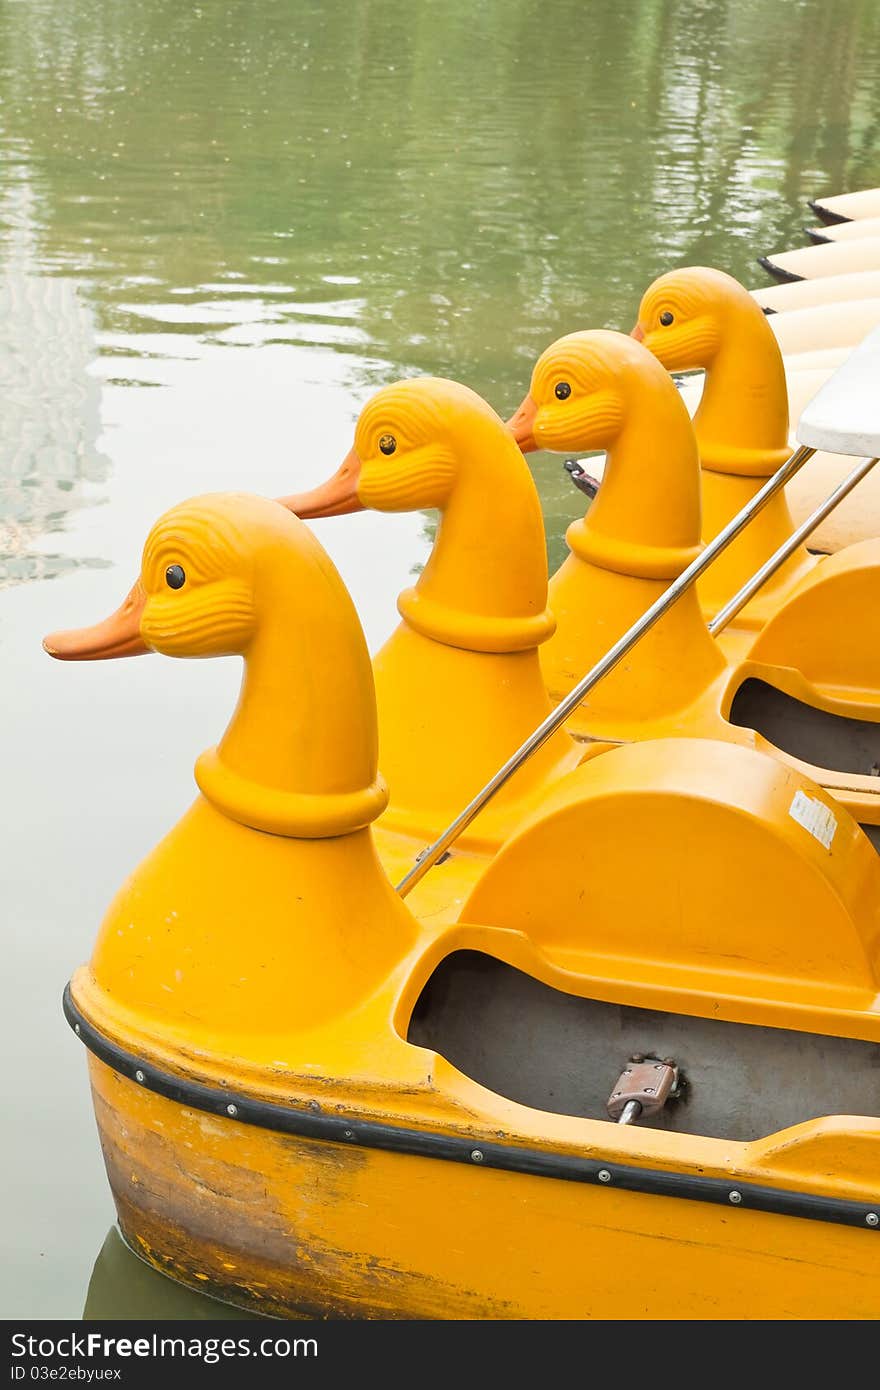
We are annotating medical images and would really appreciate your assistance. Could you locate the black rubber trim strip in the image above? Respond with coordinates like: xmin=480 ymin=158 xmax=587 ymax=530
xmin=808 ymin=199 xmax=851 ymax=226
xmin=805 ymin=226 xmax=832 ymax=244
xmin=64 ymin=984 xmax=879 ymax=1233
xmin=757 ymin=255 xmax=804 ymax=285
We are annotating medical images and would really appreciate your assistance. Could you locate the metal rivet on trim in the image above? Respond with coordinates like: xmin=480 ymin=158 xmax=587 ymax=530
xmin=134 ymin=1070 xmax=145 ymax=1084
xmin=74 ymin=1024 xmax=80 ymax=1035
xmin=597 ymin=1169 xmax=612 ymax=1184
xmin=344 ymin=1129 xmax=354 ymax=1139
xmin=471 ymin=1149 xmax=484 ymax=1163
xmin=729 ymin=1190 xmax=743 ymax=1205
xmin=866 ymin=1212 xmax=879 ymax=1227
xmin=308 ymin=1100 xmax=321 ymax=1113
xmin=226 ymin=1104 xmax=238 ymax=1117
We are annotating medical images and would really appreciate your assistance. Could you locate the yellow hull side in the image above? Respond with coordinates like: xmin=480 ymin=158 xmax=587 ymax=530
xmin=89 ymin=1060 xmax=880 ymax=1321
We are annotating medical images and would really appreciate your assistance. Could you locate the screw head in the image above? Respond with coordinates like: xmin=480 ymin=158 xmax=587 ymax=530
xmin=644 ymin=1087 xmax=655 ymax=1094
xmin=74 ymin=1024 xmax=81 ymax=1035
xmin=344 ymin=1128 xmax=354 ymax=1139
xmin=866 ymin=1212 xmax=879 ymax=1227
xmin=728 ymin=1190 xmax=742 ymax=1205
xmin=597 ymin=1169 xmax=612 ymax=1184
xmin=226 ymin=1104 xmax=237 ymax=1117
xmin=471 ymin=1149 xmax=484 ymax=1163
xmin=134 ymin=1069 xmax=145 ymax=1084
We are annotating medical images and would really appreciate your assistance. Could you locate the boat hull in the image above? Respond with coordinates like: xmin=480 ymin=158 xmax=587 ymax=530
xmin=88 ymin=1057 xmax=880 ymax=1321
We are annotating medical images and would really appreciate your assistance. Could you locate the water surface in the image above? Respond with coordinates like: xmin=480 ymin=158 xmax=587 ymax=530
xmin=3 ymin=0 xmax=880 ymax=1318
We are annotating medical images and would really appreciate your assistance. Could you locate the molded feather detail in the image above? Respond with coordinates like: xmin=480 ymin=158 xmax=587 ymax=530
xmin=142 ymin=581 xmax=255 ymax=657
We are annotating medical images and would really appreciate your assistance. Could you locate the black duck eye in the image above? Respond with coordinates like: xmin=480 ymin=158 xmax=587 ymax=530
xmin=165 ymin=564 xmax=186 ymax=590
xmin=660 ymin=310 xmax=674 ymax=326
xmin=378 ymin=434 xmax=397 ymax=455
xmin=554 ymin=381 xmax=572 ymax=400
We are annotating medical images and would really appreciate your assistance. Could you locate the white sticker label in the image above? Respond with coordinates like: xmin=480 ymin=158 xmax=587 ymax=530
xmin=789 ymin=789 xmax=837 ymax=851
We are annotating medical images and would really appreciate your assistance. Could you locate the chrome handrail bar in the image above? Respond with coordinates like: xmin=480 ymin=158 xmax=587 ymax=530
xmin=709 ymin=454 xmax=878 ymax=635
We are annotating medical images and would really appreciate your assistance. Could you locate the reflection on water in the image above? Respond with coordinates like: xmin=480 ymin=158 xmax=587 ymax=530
xmin=0 ymin=180 xmax=110 ymax=586
xmin=3 ymin=0 xmax=880 ymax=1320
xmin=3 ymin=0 xmax=880 ymax=571
xmin=84 ymin=1228 xmax=264 ymax=1322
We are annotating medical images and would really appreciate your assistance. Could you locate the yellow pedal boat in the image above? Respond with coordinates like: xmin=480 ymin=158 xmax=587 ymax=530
xmin=48 ymin=492 xmax=880 ymax=1320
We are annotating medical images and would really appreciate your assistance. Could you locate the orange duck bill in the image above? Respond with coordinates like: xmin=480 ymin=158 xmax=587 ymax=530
xmin=505 ymin=395 xmax=538 ymax=453
xmin=42 ymin=579 xmax=150 ymax=661
xmin=630 ymin=322 xmax=645 ymax=341
xmin=278 ymin=448 xmax=364 ymax=518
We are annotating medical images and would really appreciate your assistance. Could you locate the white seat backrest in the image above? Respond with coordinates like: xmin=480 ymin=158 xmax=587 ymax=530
xmin=797 ymin=325 xmax=880 ymax=457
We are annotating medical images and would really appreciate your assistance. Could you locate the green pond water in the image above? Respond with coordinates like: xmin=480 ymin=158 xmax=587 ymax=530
xmin=3 ymin=0 xmax=880 ymax=1319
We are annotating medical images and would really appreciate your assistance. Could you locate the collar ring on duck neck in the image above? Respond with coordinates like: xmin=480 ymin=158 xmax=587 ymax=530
xmin=397 ymin=587 xmax=556 ymax=654
xmin=194 ymin=748 xmax=389 ymax=837
xmin=566 ymin=521 xmax=703 ymax=581
xmin=697 ymin=443 xmax=793 ymax=479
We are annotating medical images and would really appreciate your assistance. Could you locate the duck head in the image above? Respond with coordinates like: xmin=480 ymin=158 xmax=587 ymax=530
xmin=43 ymin=498 xmax=260 ymax=663
xmin=45 ymin=493 xmax=386 ymax=835
xmin=630 ymin=266 xmax=731 ymax=371
xmin=279 ymin=377 xmax=465 ymax=520
xmin=508 ymin=329 xmax=702 ymax=559
xmin=507 ymin=328 xmax=632 ymax=456
xmin=632 ymin=266 xmax=790 ymax=464
xmin=283 ymin=376 xmax=553 ymax=653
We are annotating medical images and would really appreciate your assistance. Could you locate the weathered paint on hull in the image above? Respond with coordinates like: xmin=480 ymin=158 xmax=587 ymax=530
xmin=90 ymin=1059 xmax=880 ymax=1321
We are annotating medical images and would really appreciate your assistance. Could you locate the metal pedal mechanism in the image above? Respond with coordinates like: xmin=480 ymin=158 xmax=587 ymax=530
xmin=564 ymin=458 xmax=600 ymax=499
xmin=606 ymin=1055 xmax=684 ymax=1126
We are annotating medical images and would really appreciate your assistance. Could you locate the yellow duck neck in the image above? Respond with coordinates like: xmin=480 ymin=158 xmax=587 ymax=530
xmin=692 ymin=303 xmax=816 ymax=626
xmin=197 ymin=586 xmax=387 ymax=838
xmin=375 ymin=409 xmax=578 ymax=849
xmin=397 ymin=414 xmax=554 ymax=652
xmin=569 ymin=409 xmax=704 ymax=577
xmin=82 ymin=499 xmax=417 ymax=1055
xmin=543 ymin=371 xmax=726 ymax=737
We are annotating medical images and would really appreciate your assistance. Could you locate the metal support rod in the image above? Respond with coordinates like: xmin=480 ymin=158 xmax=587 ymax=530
xmin=709 ymin=454 xmax=879 ymax=636
xmin=396 ymin=443 xmax=816 ymax=898
xmin=617 ymin=1100 xmax=642 ymax=1126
